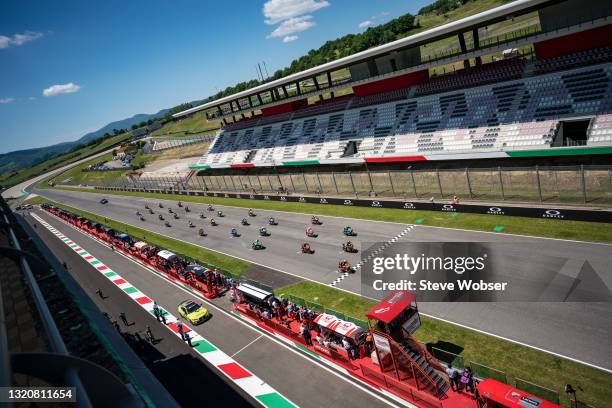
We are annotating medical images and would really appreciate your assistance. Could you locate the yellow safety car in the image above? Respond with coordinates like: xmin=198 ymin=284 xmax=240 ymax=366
xmin=177 ymin=300 xmax=209 ymax=324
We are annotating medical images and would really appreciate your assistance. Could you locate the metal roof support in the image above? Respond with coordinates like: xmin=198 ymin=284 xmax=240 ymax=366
xmin=296 ymin=81 xmax=302 ymax=95
xmin=312 ymin=76 xmax=320 ymax=90
xmin=458 ymin=32 xmax=470 ymax=69
xmin=473 ymin=28 xmax=482 ymax=66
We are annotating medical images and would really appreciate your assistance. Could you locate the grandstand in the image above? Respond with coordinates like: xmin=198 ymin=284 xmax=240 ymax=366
xmin=174 ymin=0 xmax=611 ymax=171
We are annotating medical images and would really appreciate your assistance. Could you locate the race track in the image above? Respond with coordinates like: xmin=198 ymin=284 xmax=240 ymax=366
xmin=34 ymin=187 xmax=612 ymax=371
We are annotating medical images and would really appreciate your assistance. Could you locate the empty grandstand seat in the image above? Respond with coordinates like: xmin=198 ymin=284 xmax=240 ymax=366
xmin=416 ymin=58 xmax=526 ymax=97
xmin=193 ymin=62 xmax=612 ymax=168
xmin=535 ymin=46 xmax=612 ymax=75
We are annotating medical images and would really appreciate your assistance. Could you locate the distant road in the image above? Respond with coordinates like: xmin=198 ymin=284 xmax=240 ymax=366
xmin=1 ymin=147 xmax=114 ymax=199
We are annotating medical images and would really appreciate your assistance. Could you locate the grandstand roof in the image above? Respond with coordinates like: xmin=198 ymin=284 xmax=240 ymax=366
xmin=174 ymin=0 xmax=553 ymax=118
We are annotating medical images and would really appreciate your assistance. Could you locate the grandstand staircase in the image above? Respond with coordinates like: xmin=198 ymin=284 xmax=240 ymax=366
xmin=342 ymin=140 xmax=361 ymax=157
xmin=375 ymin=331 xmax=450 ymax=399
xmin=244 ymin=150 xmax=257 ymax=163
xmin=522 ymin=60 xmax=537 ymax=78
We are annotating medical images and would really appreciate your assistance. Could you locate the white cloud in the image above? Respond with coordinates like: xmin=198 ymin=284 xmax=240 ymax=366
xmin=359 ymin=11 xmax=390 ymax=29
xmin=0 ymin=97 xmax=15 ymax=104
xmin=263 ymin=0 xmax=330 ymax=24
xmin=267 ymin=15 xmax=316 ymax=38
xmin=42 ymin=82 xmax=81 ymax=97
xmin=0 ymin=31 xmax=43 ymax=49
xmin=283 ymin=35 xmax=299 ymax=43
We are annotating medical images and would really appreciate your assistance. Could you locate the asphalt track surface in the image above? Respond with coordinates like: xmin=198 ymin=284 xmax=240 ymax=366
xmin=29 ymin=208 xmax=400 ymax=408
xmin=1 ymin=147 xmax=115 ymax=199
xmin=35 ymin=187 xmax=612 ymax=371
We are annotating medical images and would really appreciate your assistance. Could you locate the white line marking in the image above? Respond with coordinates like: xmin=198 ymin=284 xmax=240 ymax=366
xmin=232 ymin=334 xmax=264 ymax=358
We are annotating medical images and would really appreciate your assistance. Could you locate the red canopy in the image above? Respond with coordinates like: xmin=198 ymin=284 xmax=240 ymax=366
xmin=366 ymin=291 xmax=416 ymax=324
xmin=477 ymin=379 xmax=562 ymax=408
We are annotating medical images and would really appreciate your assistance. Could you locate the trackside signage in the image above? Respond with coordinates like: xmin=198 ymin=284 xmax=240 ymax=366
xmin=97 ymin=187 xmax=612 ymax=223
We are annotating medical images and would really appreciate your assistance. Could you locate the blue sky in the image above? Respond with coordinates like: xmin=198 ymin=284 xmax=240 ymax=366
xmin=0 ymin=0 xmax=430 ymax=153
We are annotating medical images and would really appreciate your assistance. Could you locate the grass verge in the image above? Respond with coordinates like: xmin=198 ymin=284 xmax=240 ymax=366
xmin=32 ymin=197 xmax=250 ymax=277
xmin=275 ymin=281 xmax=611 ymax=408
xmin=51 ymin=187 xmax=612 ymax=243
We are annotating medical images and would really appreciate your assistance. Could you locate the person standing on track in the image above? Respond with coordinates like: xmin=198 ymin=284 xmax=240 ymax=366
xmin=145 ymin=325 xmax=154 ymax=343
xmin=95 ymin=288 xmax=104 ymax=299
xmin=119 ymin=312 xmax=129 ymax=326
xmin=153 ymin=301 xmax=161 ymax=322
xmin=177 ymin=320 xmax=185 ymax=340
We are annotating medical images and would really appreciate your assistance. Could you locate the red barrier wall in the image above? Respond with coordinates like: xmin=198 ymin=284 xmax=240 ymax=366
xmin=534 ymin=25 xmax=612 ymax=59
xmin=352 ymin=70 xmax=428 ymax=96
xmin=261 ymin=99 xmax=307 ymax=116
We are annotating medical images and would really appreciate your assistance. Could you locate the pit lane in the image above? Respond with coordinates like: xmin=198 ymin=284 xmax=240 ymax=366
xmin=28 ymin=208 xmax=403 ymax=408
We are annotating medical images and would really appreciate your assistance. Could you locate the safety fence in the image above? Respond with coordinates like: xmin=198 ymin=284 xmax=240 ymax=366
xmin=516 ymin=377 xmax=560 ymax=405
xmin=430 ymin=347 xmax=465 ymax=369
xmin=192 ymin=165 xmax=612 ymax=205
xmin=471 ymin=362 xmax=508 ymax=384
xmin=91 ymin=164 xmax=612 ymax=206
